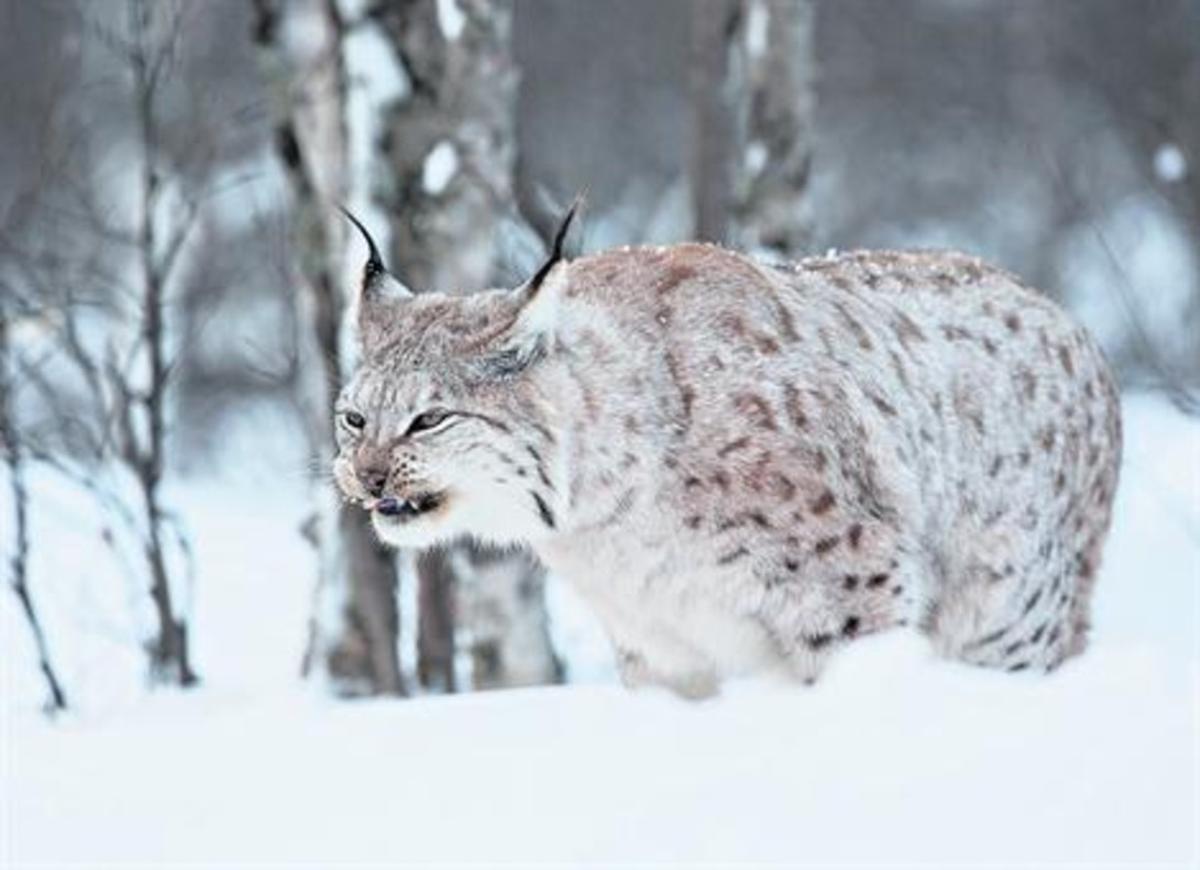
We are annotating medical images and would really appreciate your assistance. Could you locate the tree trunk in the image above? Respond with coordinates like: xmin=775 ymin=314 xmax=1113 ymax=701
xmin=458 ymin=547 xmax=562 ymax=689
xmin=371 ymin=0 xmax=561 ymax=691
xmin=324 ymin=497 xmax=404 ymax=694
xmin=129 ymin=0 xmax=198 ymax=687
xmin=689 ymin=0 xmax=743 ymax=243
xmin=252 ymin=0 xmax=405 ymax=696
xmin=415 ymin=549 xmax=456 ymax=691
xmin=729 ymin=0 xmax=817 ymax=256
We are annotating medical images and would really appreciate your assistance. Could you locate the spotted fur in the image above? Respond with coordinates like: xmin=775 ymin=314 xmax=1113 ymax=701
xmin=333 ymin=239 xmax=1121 ymax=698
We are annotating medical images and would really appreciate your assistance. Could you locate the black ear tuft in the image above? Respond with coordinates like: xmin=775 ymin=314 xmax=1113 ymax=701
xmin=528 ymin=194 xmax=583 ymax=293
xmin=339 ymin=206 xmax=387 ymax=291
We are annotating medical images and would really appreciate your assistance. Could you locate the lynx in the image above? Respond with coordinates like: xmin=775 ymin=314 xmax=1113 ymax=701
xmin=333 ymin=208 xmax=1121 ymax=698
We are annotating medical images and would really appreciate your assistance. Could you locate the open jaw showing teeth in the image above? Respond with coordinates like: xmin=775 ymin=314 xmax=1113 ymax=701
xmin=373 ymin=492 xmax=443 ymax=521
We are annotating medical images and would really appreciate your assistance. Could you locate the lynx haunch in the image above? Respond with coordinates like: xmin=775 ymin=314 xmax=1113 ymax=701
xmin=332 ymin=209 xmax=1121 ymax=699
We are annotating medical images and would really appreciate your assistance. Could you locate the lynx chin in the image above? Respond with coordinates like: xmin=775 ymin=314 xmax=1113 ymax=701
xmin=332 ymin=206 xmax=1121 ymax=699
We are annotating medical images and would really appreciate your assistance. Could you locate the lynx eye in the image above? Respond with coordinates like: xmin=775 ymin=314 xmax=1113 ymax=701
xmin=407 ymin=409 xmax=451 ymax=435
xmin=342 ymin=410 xmax=366 ymax=430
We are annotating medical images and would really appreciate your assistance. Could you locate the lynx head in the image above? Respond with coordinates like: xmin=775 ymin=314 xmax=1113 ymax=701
xmin=332 ymin=206 xmax=576 ymax=549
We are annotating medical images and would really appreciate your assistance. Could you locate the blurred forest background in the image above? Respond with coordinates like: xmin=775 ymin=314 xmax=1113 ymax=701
xmin=2 ymin=0 xmax=1198 ymax=714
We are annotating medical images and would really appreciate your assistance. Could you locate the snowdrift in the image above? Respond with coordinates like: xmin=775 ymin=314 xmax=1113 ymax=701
xmin=3 ymin=394 xmax=1197 ymax=865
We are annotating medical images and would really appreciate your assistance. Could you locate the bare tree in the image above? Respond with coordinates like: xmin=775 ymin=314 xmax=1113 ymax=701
xmin=1 ymin=0 xmax=206 ymax=687
xmin=122 ymin=0 xmax=200 ymax=685
xmin=0 ymin=20 xmax=73 ymax=711
xmin=0 ymin=309 xmax=68 ymax=713
xmin=251 ymin=0 xmax=406 ymax=696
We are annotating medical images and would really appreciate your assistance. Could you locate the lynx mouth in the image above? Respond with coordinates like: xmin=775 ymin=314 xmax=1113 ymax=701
xmin=371 ymin=492 xmax=445 ymax=523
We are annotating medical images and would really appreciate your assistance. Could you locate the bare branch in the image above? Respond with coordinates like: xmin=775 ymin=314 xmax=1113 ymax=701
xmin=1 ymin=316 xmax=69 ymax=713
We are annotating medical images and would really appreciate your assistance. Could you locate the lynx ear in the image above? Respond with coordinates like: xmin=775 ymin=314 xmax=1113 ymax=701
xmin=479 ymin=201 xmax=580 ymax=379
xmin=518 ymin=195 xmax=581 ymax=304
xmin=340 ymin=207 xmax=412 ymax=300
xmin=340 ymin=205 xmax=415 ymax=350
xmin=480 ymin=263 xmax=567 ymax=378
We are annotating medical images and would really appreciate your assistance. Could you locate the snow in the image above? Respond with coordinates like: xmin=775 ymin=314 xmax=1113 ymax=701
xmin=745 ymin=0 xmax=770 ymax=60
xmin=435 ymin=0 xmax=465 ymax=43
xmin=1155 ymin=142 xmax=1188 ymax=184
xmin=744 ymin=140 xmax=768 ymax=177
xmin=421 ymin=140 xmax=459 ymax=196
xmin=3 ymin=394 xmax=1198 ymax=865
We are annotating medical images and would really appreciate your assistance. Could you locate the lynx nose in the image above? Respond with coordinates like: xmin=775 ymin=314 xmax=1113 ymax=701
xmin=358 ymin=466 xmax=390 ymax=498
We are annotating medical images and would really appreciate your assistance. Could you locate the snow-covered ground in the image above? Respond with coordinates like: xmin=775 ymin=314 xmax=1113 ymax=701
xmin=2 ymin=393 xmax=1198 ymax=866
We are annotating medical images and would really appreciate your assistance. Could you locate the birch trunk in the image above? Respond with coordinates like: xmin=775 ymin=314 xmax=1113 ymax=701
xmin=689 ymin=0 xmax=742 ymax=243
xmin=730 ymin=0 xmax=817 ymax=256
xmin=252 ymin=0 xmax=404 ymax=696
xmin=371 ymin=0 xmax=561 ymax=690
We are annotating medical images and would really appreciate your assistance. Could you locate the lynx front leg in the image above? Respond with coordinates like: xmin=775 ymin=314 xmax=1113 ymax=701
xmin=755 ymin=551 xmax=928 ymax=686
xmin=662 ymin=668 xmax=721 ymax=700
xmin=616 ymin=647 xmax=650 ymax=688
xmin=758 ymin=626 xmax=838 ymax=686
xmin=616 ymin=644 xmax=720 ymax=700
xmin=554 ymin=549 xmax=724 ymax=699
